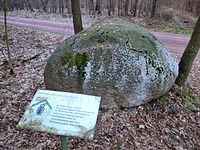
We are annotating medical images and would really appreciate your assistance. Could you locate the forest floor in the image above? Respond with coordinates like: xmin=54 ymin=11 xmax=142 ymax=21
xmin=0 ymin=11 xmax=200 ymax=149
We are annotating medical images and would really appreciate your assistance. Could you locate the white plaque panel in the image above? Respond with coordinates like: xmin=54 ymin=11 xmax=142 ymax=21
xmin=17 ymin=90 xmax=101 ymax=140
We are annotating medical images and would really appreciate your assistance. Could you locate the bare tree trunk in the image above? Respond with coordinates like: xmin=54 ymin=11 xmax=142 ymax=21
xmin=41 ymin=0 xmax=48 ymax=12
xmin=71 ymin=0 xmax=83 ymax=34
xmin=111 ymin=0 xmax=116 ymax=15
xmin=143 ymin=0 xmax=148 ymax=16
xmin=26 ymin=0 xmax=34 ymax=12
xmin=130 ymin=0 xmax=134 ymax=15
xmin=151 ymin=0 xmax=157 ymax=18
xmin=88 ymin=0 xmax=94 ymax=14
xmin=124 ymin=0 xmax=129 ymax=16
xmin=118 ymin=0 xmax=121 ymax=16
xmin=35 ymin=0 xmax=40 ymax=11
xmin=195 ymin=1 xmax=200 ymax=17
xmin=107 ymin=0 xmax=111 ymax=16
xmin=0 ymin=0 xmax=3 ymax=10
xmin=138 ymin=0 xmax=144 ymax=17
xmin=95 ymin=0 xmax=101 ymax=14
xmin=65 ymin=0 xmax=71 ymax=14
xmin=85 ymin=0 xmax=88 ymax=14
xmin=175 ymin=16 xmax=200 ymax=86
xmin=3 ymin=0 xmax=14 ymax=75
xmin=134 ymin=0 xmax=138 ymax=16
xmin=59 ymin=0 xmax=64 ymax=13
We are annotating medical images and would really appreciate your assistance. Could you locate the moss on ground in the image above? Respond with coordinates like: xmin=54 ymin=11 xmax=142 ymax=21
xmin=161 ymin=26 xmax=192 ymax=35
xmin=152 ymin=25 xmax=193 ymax=36
xmin=178 ymin=88 xmax=200 ymax=111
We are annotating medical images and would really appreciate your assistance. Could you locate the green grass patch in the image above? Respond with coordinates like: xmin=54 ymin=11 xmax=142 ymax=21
xmin=161 ymin=26 xmax=192 ymax=36
xmin=178 ymin=88 xmax=200 ymax=111
xmin=160 ymin=95 xmax=172 ymax=104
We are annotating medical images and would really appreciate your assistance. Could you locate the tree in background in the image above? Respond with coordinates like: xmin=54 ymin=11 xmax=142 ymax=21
xmin=0 ymin=0 xmax=199 ymax=18
xmin=88 ymin=0 xmax=94 ymax=15
xmin=134 ymin=0 xmax=138 ymax=17
xmin=71 ymin=0 xmax=83 ymax=34
xmin=195 ymin=1 xmax=200 ymax=17
xmin=175 ymin=16 xmax=200 ymax=86
xmin=95 ymin=0 xmax=102 ymax=14
xmin=26 ymin=0 xmax=34 ymax=12
xmin=41 ymin=0 xmax=48 ymax=12
xmin=124 ymin=0 xmax=129 ymax=16
xmin=59 ymin=0 xmax=64 ymax=13
xmin=151 ymin=0 xmax=157 ymax=18
xmin=107 ymin=0 xmax=115 ymax=16
xmin=3 ymin=0 xmax=14 ymax=75
xmin=65 ymin=0 xmax=71 ymax=14
xmin=117 ymin=0 xmax=122 ymax=16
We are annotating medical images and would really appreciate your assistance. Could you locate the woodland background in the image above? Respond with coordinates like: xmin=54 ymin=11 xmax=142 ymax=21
xmin=0 ymin=0 xmax=199 ymax=18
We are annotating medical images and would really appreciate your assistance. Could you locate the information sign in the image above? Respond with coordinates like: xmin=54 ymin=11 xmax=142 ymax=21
xmin=18 ymin=90 xmax=101 ymax=140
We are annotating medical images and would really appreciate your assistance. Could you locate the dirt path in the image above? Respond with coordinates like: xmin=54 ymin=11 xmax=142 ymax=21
xmin=0 ymin=16 xmax=199 ymax=58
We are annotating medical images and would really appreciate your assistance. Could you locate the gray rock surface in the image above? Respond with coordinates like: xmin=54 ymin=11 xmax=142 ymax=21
xmin=44 ymin=18 xmax=179 ymax=108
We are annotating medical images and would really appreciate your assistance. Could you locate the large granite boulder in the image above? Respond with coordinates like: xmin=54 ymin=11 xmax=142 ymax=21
xmin=44 ymin=18 xmax=178 ymax=108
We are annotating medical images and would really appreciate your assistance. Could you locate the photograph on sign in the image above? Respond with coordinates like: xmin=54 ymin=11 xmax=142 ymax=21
xmin=18 ymin=90 xmax=101 ymax=140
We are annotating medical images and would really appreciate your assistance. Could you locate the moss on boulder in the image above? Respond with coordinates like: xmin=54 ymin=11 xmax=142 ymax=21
xmin=44 ymin=18 xmax=178 ymax=108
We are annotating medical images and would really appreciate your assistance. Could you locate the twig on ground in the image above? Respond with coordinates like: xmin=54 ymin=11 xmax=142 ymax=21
xmin=22 ymin=52 xmax=43 ymax=63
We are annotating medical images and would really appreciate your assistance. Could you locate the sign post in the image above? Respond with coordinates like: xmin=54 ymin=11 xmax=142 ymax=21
xmin=61 ymin=135 xmax=67 ymax=150
xmin=17 ymin=90 xmax=101 ymax=149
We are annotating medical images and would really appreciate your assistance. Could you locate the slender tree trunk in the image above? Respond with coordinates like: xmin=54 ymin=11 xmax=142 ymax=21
xmin=71 ymin=0 xmax=83 ymax=34
xmin=3 ymin=0 xmax=14 ymax=75
xmin=0 ymin=0 xmax=3 ymax=10
xmin=151 ymin=0 xmax=157 ymax=18
xmin=85 ymin=0 xmax=88 ymax=14
xmin=65 ymin=0 xmax=71 ymax=14
xmin=130 ymin=0 xmax=134 ymax=15
xmin=111 ymin=0 xmax=116 ymax=15
xmin=35 ymin=0 xmax=40 ymax=11
xmin=88 ymin=0 xmax=94 ymax=14
xmin=107 ymin=0 xmax=111 ymax=16
xmin=134 ymin=0 xmax=138 ymax=17
xmin=26 ymin=0 xmax=34 ymax=12
xmin=124 ymin=0 xmax=129 ymax=16
xmin=41 ymin=0 xmax=48 ymax=12
xmin=118 ymin=0 xmax=121 ymax=16
xmin=95 ymin=0 xmax=101 ymax=14
xmin=59 ymin=0 xmax=64 ymax=13
xmin=138 ymin=0 xmax=144 ymax=17
xmin=195 ymin=1 xmax=200 ymax=17
xmin=175 ymin=16 xmax=200 ymax=86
